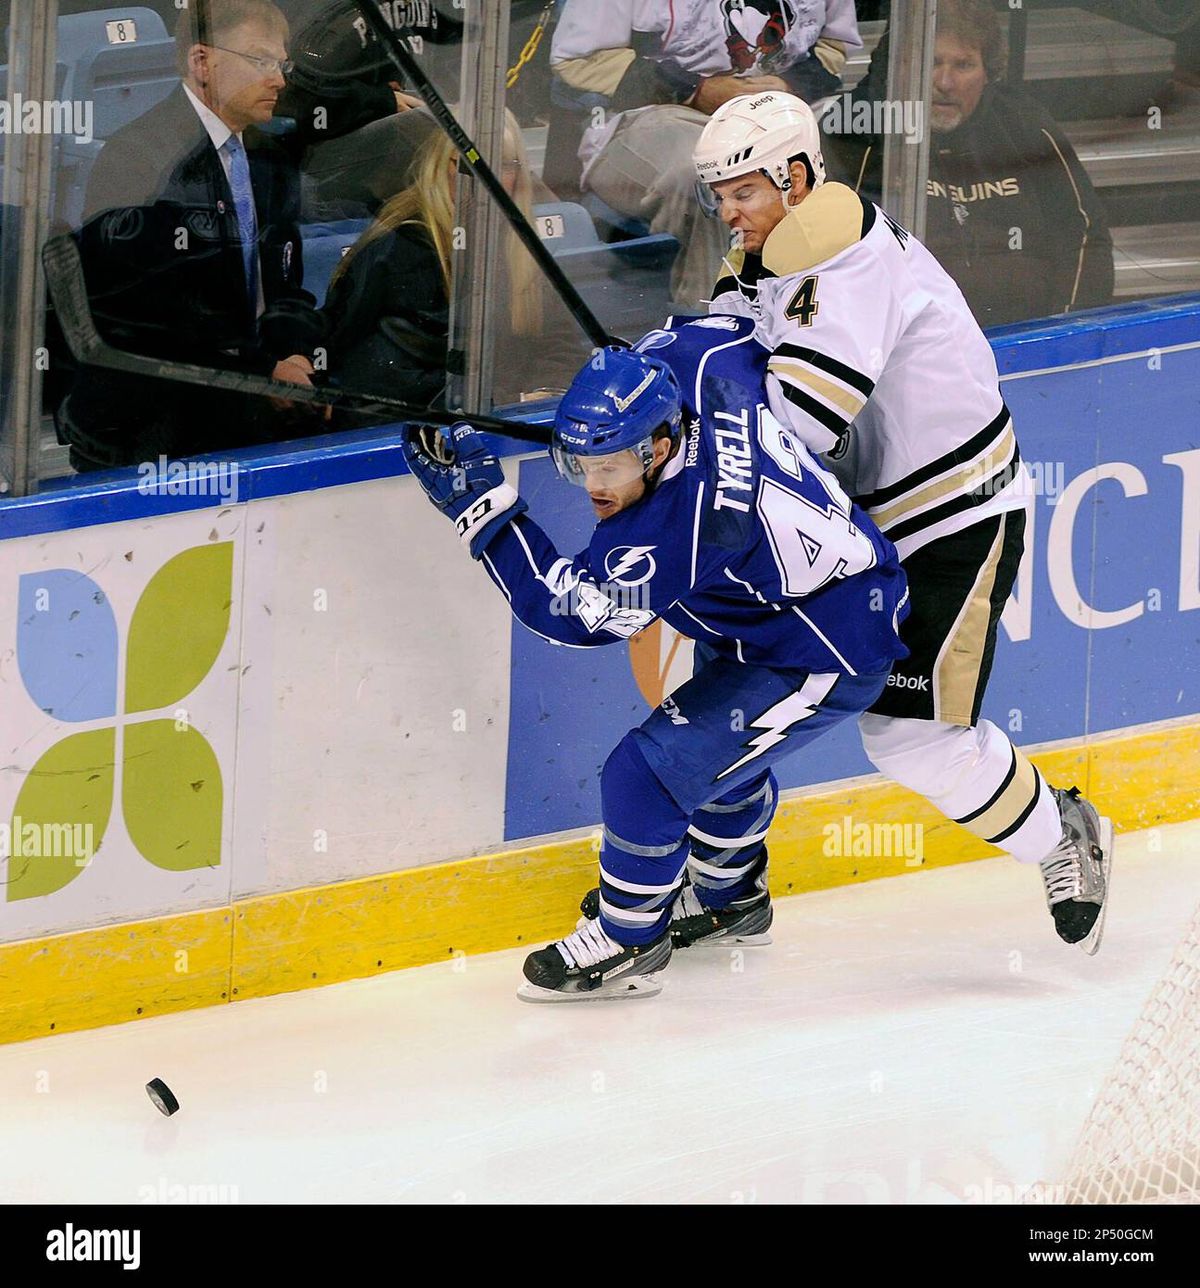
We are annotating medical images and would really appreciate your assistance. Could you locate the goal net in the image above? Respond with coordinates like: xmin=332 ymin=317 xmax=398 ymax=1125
xmin=1062 ymin=901 xmax=1200 ymax=1204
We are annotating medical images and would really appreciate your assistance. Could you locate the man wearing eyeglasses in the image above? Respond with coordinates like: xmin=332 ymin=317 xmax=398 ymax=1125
xmin=60 ymin=0 xmax=328 ymax=470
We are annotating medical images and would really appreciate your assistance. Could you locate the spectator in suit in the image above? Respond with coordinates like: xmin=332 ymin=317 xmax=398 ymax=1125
xmin=823 ymin=0 xmax=1114 ymax=328
xmin=546 ymin=0 xmax=861 ymax=310
xmin=59 ymin=0 xmax=328 ymax=471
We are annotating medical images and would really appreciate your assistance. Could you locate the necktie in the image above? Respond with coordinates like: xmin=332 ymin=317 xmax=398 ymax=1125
xmin=222 ymin=134 xmax=258 ymax=308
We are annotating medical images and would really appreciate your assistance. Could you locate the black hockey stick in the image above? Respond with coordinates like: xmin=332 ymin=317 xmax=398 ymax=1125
xmin=42 ymin=234 xmax=553 ymax=447
xmin=350 ymin=0 xmax=621 ymax=352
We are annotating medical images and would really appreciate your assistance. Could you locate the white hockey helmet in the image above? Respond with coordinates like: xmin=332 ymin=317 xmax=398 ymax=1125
xmin=693 ymin=91 xmax=826 ymax=213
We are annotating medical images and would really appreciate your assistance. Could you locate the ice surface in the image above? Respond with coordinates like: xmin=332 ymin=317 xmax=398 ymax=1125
xmin=2 ymin=820 xmax=1196 ymax=1205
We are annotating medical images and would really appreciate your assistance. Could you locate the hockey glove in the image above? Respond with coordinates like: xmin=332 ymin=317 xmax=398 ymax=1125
xmin=401 ymin=422 xmax=527 ymax=558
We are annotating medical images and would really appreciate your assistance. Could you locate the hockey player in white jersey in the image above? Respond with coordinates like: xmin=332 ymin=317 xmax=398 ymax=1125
xmin=691 ymin=91 xmax=1112 ymax=952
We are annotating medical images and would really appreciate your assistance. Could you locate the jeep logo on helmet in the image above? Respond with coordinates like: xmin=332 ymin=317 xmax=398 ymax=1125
xmin=748 ymin=94 xmax=776 ymax=108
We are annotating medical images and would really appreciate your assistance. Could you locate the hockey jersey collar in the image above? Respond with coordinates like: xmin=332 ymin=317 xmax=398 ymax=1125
xmin=762 ymin=182 xmax=876 ymax=276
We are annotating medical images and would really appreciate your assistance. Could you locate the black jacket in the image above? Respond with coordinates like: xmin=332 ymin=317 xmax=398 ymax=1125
xmin=62 ymin=84 xmax=327 ymax=465
xmin=926 ymin=85 xmax=1114 ymax=327
xmin=825 ymin=81 xmax=1114 ymax=328
xmin=322 ymin=220 xmax=590 ymax=409
xmin=322 ymin=221 xmax=450 ymax=408
xmin=79 ymin=84 xmax=324 ymax=367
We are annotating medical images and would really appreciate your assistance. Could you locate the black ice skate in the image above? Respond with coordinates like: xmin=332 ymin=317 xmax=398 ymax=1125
xmin=517 ymin=919 xmax=672 ymax=1003
xmin=1040 ymin=786 xmax=1114 ymax=955
xmin=578 ymin=875 xmax=773 ymax=948
xmin=667 ymin=879 xmax=773 ymax=947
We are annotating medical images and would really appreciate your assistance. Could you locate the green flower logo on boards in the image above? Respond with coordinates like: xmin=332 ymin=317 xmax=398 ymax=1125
xmin=7 ymin=543 xmax=233 ymax=901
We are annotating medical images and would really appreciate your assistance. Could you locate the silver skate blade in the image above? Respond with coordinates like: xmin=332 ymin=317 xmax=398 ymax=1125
xmin=1079 ymin=817 xmax=1114 ymax=957
xmin=684 ymin=931 xmax=773 ymax=948
xmin=516 ymin=972 xmax=666 ymax=1004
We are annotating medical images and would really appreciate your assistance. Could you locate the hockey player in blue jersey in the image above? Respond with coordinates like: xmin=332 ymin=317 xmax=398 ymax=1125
xmin=402 ymin=317 xmax=910 ymax=1001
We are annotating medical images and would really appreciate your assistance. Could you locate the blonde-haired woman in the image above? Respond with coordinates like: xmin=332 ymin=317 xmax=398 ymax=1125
xmin=323 ymin=111 xmax=576 ymax=407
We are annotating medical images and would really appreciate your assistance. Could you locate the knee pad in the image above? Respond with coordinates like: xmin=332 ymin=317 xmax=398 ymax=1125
xmin=859 ymin=713 xmax=987 ymax=801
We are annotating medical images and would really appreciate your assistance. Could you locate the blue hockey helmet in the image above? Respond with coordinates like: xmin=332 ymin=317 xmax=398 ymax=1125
xmin=551 ymin=347 xmax=683 ymax=492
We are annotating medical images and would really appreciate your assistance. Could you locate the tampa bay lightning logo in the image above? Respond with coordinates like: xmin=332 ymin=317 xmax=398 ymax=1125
xmin=605 ymin=545 xmax=657 ymax=587
xmin=722 ymin=0 xmax=797 ymax=72
xmin=687 ymin=316 xmax=743 ymax=331
xmin=633 ymin=330 xmax=678 ymax=354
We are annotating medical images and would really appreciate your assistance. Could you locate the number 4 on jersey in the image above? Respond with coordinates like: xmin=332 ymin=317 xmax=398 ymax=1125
xmin=784 ymin=275 xmax=820 ymax=326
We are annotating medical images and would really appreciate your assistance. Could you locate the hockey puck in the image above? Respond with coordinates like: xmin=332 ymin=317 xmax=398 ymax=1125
xmin=145 ymin=1078 xmax=179 ymax=1117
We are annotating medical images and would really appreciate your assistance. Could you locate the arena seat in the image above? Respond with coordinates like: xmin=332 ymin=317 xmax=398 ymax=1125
xmin=59 ymin=10 xmax=178 ymax=228
xmin=533 ymin=201 xmax=678 ymax=339
xmin=299 ymin=205 xmax=677 ymax=349
xmin=528 ymin=200 xmax=601 ymax=252
xmin=56 ymin=9 xmax=176 ymax=133
xmin=300 ymin=219 xmax=371 ymax=306
xmin=1 ymin=8 xmax=178 ymax=230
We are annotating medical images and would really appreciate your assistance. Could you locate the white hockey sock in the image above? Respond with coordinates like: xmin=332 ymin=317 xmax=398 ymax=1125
xmin=859 ymin=715 xmax=1061 ymax=864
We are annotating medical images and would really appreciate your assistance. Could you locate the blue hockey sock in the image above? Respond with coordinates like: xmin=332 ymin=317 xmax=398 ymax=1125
xmin=596 ymin=732 xmax=689 ymax=946
xmin=687 ymin=771 xmax=777 ymax=910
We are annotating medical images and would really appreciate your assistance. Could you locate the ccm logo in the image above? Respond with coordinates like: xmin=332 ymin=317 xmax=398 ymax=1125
xmin=455 ymin=496 xmax=493 ymax=535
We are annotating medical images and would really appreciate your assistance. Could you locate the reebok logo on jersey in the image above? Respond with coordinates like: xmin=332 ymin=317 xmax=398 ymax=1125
xmin=887 ymin=673 xmax=929 ymax=690
xmin=712 ymin=408 xmax=754 ymax=513
xmin=685 ymin=418 xmax=701 ymax=468
xmin=605 ymin=546 xmax=657 ymax=587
